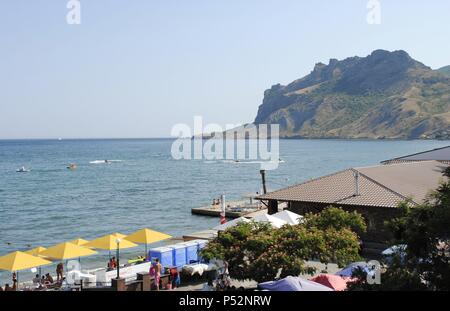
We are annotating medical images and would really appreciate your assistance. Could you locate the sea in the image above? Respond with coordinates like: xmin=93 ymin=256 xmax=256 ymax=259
xmin=0 ymin=138 xmax=449 ymax=284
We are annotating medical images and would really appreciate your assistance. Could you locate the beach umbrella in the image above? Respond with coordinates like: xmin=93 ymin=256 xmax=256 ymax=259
xmin=0 ymin=251 xmax=52 ymax=289
xmin=259 ymin=276 xmax=333 ymax=291
xmin=213 ymin=217 xmax=251 ymax=231
xmin=84 ymin=234 xmax=138 ymax=251
xmin=85 ymin=233 xmax=136 ymax=266
xmin=271 ymin=210 xmax=303 ymax=225
xmin=124 ymin=228 xmax=172 ymax=258
xmin=112 ymin=232 xmax=127 ymax=239
xmin=24 ymin=246 xmax=47 ymax=256
xmin=0 ymin=251 xmax=52 ymax=271
xmin=252 ymin=214 xmax=288 ymax=228
xmin=309 ymin=274 xmax=352 ymax=291
xmin=24 ymin=246 xmax=48 ymax=277
xmin=69 ymin=238 xmax=90 ymax=246
xmin=40 ymin=242 xmax=98 ymax=278
xmin=85 ymin=234 xmax=137 ymax=280
xmin=39 ymin=242 xmax=98 ymax=260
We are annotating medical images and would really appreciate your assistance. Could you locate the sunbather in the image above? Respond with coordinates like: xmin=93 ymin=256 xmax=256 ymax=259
xmin=45 ymin=273 xmax=54 ymax=284
xmin=32 ymin=274 xmax=40 ymax=285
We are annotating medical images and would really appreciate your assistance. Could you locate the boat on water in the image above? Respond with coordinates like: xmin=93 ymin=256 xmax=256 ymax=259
xmin=16 ymin=166 xmax=31 ymax=173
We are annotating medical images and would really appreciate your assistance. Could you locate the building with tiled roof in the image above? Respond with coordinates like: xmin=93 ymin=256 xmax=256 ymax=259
xmin=382 ymin=146 xmax=450 ymax=165
xmin=256 ymin=161 xmax=448 ymax=243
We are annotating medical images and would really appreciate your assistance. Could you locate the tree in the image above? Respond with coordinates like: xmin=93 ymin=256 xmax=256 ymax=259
xmin=200 ymin=207 xmax=366 ymax=283
xmin=349 ymin=166 xmax=450 ymax=291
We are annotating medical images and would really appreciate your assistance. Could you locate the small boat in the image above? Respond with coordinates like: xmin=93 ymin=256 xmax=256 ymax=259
xmin=16 ymin=167 xmax=31 ymax=173
xmin=67 ymin=163 xmax=77 ymax=170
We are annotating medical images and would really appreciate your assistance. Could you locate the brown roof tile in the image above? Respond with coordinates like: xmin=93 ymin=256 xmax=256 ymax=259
xmin=257 ymin=161 xmax=448 ymax=208
xmin=382 ymin=146 xmax=450 ymax=164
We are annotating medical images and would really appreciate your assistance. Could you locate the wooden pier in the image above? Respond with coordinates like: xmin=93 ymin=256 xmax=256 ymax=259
xmin=191 ymin=199 xmax=264 ymax=218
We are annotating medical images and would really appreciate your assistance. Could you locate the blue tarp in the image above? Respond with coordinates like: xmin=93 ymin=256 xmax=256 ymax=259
xmin=259 ymin=276 xmax=333 ymax=291
xmin=335 ymin=262 xmax=372 ymax=277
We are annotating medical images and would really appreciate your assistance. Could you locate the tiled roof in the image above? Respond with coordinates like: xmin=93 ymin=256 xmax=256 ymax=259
xmin=256 ymin=161 xmax=447 ymax=208
xmin=382 ymin=146 xmax=450 ymax=164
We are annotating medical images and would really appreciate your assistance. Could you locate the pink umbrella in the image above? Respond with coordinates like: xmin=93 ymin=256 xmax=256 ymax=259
xmin=309 ymin=274 xmax=353 ymax=291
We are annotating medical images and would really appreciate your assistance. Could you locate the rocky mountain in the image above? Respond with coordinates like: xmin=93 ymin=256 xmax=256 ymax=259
xmin=438 ymin=65 xmax=450 ymax=77
xmin=254 ymin=50 xmax=450 ymax=139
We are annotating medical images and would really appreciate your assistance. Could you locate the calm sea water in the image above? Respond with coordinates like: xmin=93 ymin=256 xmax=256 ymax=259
xmin=0 ymin=138 xmax=449 ymax=283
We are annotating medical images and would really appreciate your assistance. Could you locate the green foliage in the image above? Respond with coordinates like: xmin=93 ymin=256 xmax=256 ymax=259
xmin=304 ymin=206 xmax=367 ymax=234
xmin=200 ymin=207 xmax=365 ymax=283
xmin=350 ymin=166 xmax=450 ymax=291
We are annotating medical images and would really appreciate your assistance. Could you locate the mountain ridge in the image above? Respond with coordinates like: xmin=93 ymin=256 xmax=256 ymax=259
xmin=254 ymin=50 xmax=450 ymax=139
xmin=438 ymin=65 xmax=450 ymax=77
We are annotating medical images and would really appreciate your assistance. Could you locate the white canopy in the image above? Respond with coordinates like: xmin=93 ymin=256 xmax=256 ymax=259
xmin=272 ymin=210 xmax=303 ymax=225
xmin=214 ymin=217 xmax=251 ymax=231
xmin=381 ymin=244 xmax=407 ymax=256
xmin=252 ymin=214 xmax=288 ymax=228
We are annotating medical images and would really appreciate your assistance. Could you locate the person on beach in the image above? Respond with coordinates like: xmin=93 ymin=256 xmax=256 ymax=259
xmin=149 ymin=263 xmax=155 ymax=277
xmin=32 ymin=274 xmax=40 ymax=285
xmin=4 ymin=283 xmax=11 ymax=291
xmin=40 ymin=275 xmax=51 ymax=287
xmin=154 ymin=258 xmax=162 ymax=291
xmin=169 ymin=267 xmax=180 ymax=289
xmin=56 ymin=263 xmax=64 ymax=282
xmin=108 ymin=256 xmax=117 ymax=270
xmin=45 ymin=273 xmax=54 ymax=284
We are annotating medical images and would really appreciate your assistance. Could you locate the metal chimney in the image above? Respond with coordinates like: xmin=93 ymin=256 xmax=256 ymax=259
xmin=353 ymin=170 xmax=360 ymax=196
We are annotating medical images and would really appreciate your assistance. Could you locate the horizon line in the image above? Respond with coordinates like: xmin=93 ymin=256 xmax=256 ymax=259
xmin=0 ymin=137 xmax=175 ymax=141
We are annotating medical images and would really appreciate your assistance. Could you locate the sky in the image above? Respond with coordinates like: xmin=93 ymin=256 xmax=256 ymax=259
xmin=0 ymin=0 xmax=449 ymax=139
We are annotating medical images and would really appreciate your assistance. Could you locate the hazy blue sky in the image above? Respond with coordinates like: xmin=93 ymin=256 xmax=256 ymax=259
xmin=0 ymin=0 xmax=449 ymax=139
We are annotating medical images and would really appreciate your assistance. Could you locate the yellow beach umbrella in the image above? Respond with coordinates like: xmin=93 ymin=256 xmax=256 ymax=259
xmin=0 ymin=251 xmax=52 ymax=272
xmin=84 ymin=234 xmax=137 ymax=251
xmin=112 ymin=232 xmax=127 ymax=239
xmin=25 ymin=246 xmax=47 ymax=256
xmin=69 ymin=238 xmax=90 ymax=246
xmin=24 ymin=247 xmax=48 ymax=277
xmin=0 ymin=251 xmax=53 ymax=288
xmin=125 ymin=228 xmax=172 ymax=257
xmin=84 ymin=233 xmax=138 ymax=280
xmin=40 ymin=242 xmax=97 ymax=260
